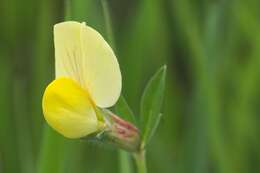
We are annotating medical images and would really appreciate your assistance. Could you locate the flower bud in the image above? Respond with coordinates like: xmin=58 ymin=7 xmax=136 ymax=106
xmin=92 ymin=110 xmax=141 ymax=152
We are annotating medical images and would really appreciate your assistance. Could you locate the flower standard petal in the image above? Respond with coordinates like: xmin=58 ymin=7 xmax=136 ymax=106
xmin=42 ymin=77 xmax=100 ymax=139
xmin=54 ymin=21 xmax=122 ymax=108
xmin=54 ymin=21 xmax=84 ymax=84
xmin=80 ymin=23 xmax=122 ymax=108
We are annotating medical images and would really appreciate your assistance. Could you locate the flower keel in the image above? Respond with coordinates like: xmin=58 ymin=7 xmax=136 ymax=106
xmin=42 ymin=77 xmax=104 ymax=138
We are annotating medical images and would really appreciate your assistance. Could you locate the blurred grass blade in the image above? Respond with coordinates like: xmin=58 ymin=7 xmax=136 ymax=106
xmin=64 ymin=0 xmax=71 ymax=21
xmin=13 ymin=79 xmax=35 ymax=173
xmin=0 ymin=49 xmax=20 ymax=173
xmin=101 ymin=0 xmax=115 ymax=50
xmin=140 ymin=65 xmax=167 ymax=146
xmin=115 ymin=96 xmax=136 ymax=125
xmin=37 ymin=127 xmax=66 ymax=173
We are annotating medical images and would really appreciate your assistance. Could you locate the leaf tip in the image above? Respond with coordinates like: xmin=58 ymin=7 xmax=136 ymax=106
xmin=162 ymin=64 xmax=167 ymax=70
xmin=159 ymin=64 xmax=167 ymax=80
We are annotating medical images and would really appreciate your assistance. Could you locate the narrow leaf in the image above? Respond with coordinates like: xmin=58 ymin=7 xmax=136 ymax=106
xmin=140 ymin=65 xmax=167 ymax=146
xmin=115 ymin=95 xmax=136 ymax=125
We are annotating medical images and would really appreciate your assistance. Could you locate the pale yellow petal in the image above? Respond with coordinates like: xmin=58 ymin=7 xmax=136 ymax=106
xmin=42 ymin=77 xmax=99 ymax=138
xmin=54 ymin=21 xmax=122 ymax=108
xmin=54 ymin=21 xmax=84 ymax=85
xmin=81 ymin=23 xmax=122 ymax=108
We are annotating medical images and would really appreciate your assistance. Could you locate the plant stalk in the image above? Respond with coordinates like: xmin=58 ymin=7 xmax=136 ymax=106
xmin=134 ymin=150 xmax=147 ymax=173
xmin=119 ymin=150 xmax=132 ymax=173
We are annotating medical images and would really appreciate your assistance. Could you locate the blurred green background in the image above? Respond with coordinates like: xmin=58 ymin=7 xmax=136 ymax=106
xmin=0 ymin=0 xmax=260 ymax=173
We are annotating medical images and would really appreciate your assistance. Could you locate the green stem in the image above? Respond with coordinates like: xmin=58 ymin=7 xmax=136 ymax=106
xmin=134 ymin=150 xmax=147 ymax=173
xmin=119 ymin=150 xmax=132 ymax=173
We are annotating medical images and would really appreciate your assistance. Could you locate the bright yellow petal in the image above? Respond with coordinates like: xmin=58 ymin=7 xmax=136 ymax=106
xmin=54 ymin=21 xmax=121 ymax=108
xmin=42 ymin=77 xmax=99 ymax=139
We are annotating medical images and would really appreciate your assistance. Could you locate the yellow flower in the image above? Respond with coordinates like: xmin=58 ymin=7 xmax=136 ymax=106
xmin=42 ymin=21 xmax=122 ymax=139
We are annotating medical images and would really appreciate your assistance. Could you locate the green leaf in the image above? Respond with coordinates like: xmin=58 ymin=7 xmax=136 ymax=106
xmin=140 ymin=65 xmax=167 ymax=146
xmin=115 ymin=95 xmax=136 ymax=125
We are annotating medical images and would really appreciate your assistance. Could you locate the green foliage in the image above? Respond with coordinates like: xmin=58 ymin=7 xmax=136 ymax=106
xmin=140 ymin=66 xmax=167 ymax=146
xmin=115 ymin=65 xmax=166 ymax=149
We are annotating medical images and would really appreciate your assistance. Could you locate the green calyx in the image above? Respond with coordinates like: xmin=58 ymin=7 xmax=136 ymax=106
xmin=83 ymin=109 xmax=141 ymax=152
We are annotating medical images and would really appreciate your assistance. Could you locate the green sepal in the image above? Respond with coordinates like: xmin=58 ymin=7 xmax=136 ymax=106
xmin=115 ymin=95 xmax=137 ymax=125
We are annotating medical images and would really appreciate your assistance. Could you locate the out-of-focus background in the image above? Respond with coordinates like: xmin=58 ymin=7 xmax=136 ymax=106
xmin=0 ymin=0 xmax=260 ymax=173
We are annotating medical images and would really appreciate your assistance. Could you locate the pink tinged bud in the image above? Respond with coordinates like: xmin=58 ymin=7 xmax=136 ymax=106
xmin=101 ymin=111 xmax=141 ymax=152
